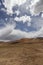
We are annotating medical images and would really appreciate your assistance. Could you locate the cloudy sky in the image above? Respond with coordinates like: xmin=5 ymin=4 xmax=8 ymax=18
xmin=0 ymin=0 xmax=43 ymax=41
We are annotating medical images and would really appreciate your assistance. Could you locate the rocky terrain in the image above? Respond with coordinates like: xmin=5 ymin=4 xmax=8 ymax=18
xmin=0 ymin=38 xmax=43 ymax=65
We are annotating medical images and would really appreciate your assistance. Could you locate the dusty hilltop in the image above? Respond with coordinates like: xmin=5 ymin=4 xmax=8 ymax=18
xmin=0 ymin=38 xmax=43 ymax=65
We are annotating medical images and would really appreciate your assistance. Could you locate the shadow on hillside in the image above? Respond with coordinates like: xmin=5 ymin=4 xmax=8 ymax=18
xmin=10 ymin=41 xmax=33 ymax=45
xmin=10 ymin=41 xmax=19 ymax=44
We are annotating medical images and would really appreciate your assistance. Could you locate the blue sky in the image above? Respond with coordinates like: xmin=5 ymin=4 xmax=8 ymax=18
xmin=0 ymin=0 xmax=43 ymax=41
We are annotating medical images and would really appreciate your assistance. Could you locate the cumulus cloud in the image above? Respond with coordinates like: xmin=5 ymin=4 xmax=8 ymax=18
xmin=14 ymin=15 xmax=31 ymax=23
xmin=3 ymin=0 xmax=26 ymax=14
xmin=30 ymin=0 xmax=43 ymax=15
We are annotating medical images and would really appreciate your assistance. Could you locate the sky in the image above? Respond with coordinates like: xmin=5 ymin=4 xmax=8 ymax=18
xmin=0 ymin=0 xmax=43 ymax=41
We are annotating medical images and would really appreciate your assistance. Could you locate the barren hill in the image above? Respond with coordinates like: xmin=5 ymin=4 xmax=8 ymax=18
xmin=0 ymin=38 xmax=43 ymax=65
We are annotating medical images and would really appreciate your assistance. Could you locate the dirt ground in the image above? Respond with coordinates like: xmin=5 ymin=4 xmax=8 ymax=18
xmin=0 ymin=39 xmax=43 ymax=65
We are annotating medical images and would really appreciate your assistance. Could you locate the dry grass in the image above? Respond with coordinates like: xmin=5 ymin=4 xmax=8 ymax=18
xmin=0 ymin=38 xmax=43 ymax=65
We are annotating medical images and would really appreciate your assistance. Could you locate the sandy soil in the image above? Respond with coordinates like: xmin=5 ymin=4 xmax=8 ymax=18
xmin=0 ymin=38 xmax=43 ymax=65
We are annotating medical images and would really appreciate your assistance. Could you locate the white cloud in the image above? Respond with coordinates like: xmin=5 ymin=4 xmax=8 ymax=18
xmin=30 ymin=0 xmax=43 ymax=15
xmin=14 ymin=10 xmax=20 ymax=16
xmin=18 ymin=0 xmax=31 ymax=15
xmin=0 ymin=26 xmax=43 ymax=42
xmin=3 ymin=0 xmax=43 ymax=16
xmin=1 ymin=27 xmax=43 ymax=42
xmin=41 ymin=13 xmax=43 ymax=18
xmin=12 ymin=27 xmax=43 ymax=38
xmin=0 ymin=24 xmax=14 ymax=37
xmin=3 ymin=0 xmax=26 ymax=14
xmin=11 ymin=29 xmax=35 ymax=38
xmin=14 ymin=15 xmax=31 ymax=23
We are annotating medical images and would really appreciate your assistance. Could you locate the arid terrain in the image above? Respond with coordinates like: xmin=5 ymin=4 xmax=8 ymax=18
xmin=0 ymin=38 xmax=43 ymax=65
